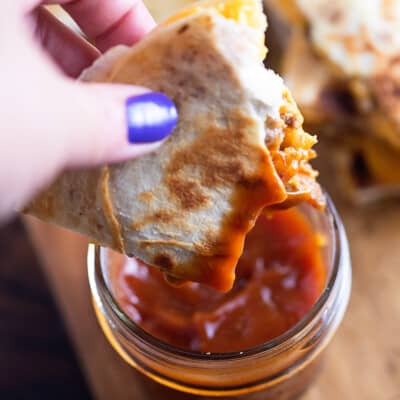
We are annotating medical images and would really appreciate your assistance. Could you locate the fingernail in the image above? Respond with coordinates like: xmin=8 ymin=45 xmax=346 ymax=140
xmin=126 ymin=92 xmax=178 ymax=144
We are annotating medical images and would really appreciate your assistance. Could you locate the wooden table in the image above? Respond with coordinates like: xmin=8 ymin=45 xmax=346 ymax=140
xmin=0 ymin=219 xmax=91 ymax=400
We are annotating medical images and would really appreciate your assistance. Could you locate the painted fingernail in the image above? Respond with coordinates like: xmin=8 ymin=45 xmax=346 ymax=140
xmin=126 ymin=92 xmax=178 ymax=144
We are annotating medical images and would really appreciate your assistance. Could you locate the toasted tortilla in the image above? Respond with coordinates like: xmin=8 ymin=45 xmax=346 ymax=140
xmin=27 ymin=2 xmax=323 ymax=291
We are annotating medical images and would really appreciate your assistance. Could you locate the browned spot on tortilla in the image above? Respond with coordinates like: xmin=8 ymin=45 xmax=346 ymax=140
xmin=148 ymin=210 xmax=174 ymax=224
xmin=95 ymin=222 xmax=105 ymax=230
xmin=138 ymin=191 xmax=155 ymax=203
xmin=131 ymin=210 xmax=175 ymax=230
xmin=100 ymin=167 xmax=125 ymax=253
xmin=165 ymin=177 xmax=209 ymax=210
xmin=153 ymin=254 xmax=174 ymax=271
xmin=165 ymin=109 xmax=270 ymax=212
xmin=177 ymin=24 xmax=189 ymax=34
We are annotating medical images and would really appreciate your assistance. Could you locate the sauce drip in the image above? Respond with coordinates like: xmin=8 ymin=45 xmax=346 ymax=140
xmin=106 ymin=208 xmax=327 ymax=353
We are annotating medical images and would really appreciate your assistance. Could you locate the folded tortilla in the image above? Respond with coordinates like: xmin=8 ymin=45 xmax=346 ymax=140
xmin=27 ymin=0 xmax=323 ymax=291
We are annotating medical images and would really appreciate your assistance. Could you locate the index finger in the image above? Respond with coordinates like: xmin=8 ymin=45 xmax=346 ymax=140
xmin=26 ymin=0 xmax=156 ymax=52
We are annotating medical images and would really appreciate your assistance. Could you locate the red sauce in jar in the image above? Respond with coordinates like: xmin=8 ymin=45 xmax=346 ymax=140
xmin=105 ymin=208 xmax=326 ymax=353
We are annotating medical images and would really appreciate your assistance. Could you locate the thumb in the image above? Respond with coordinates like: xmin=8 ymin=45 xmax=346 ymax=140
xmin=58 ymin=81 xmax=178 ymax=167
xmin=3 ymin=76 xmax=177 ymax=218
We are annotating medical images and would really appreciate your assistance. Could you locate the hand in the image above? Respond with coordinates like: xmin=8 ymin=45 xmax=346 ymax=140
xmin=0 ymin=0 xmax=178 ymax=222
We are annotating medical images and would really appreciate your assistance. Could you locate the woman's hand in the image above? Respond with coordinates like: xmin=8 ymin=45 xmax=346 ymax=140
xmin=0 ymin=0 xmax=178 ymax=221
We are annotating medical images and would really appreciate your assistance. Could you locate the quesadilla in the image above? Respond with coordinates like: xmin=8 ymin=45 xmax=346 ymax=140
xmin=264 ymin=0 xmax=400 ymax=204
xmin=27 ymin=0 xmax=323 ymax=291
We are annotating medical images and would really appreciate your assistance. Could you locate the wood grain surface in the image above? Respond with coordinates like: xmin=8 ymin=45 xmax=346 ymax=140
xmin=0 ymin=219 xmax=91 ymax=400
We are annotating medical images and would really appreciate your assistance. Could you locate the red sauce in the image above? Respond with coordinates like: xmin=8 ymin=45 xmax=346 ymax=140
xmin=106 ymin=208 xmax=326 ymax=353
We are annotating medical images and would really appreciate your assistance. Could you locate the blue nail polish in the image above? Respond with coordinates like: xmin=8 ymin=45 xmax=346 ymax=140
xmin=126 ymin=92 xmax=178 ymax=144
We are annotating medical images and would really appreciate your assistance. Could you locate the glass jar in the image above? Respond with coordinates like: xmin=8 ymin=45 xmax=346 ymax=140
xmin=88 ymin=196 xmax=351 ymax=400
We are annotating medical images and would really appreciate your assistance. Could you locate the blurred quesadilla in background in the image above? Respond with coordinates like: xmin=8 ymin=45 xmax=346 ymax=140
xmin=264 ymin=0 xmax=400 ymax=204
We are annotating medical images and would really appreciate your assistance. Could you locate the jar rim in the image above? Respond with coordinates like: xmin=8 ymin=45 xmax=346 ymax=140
xmin=88 ymin=193 xmax=343 ymax=361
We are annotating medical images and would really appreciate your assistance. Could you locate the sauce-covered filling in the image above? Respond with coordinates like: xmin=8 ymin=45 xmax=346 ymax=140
xmin=105 ymin=208 xmax=327 ymax=353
